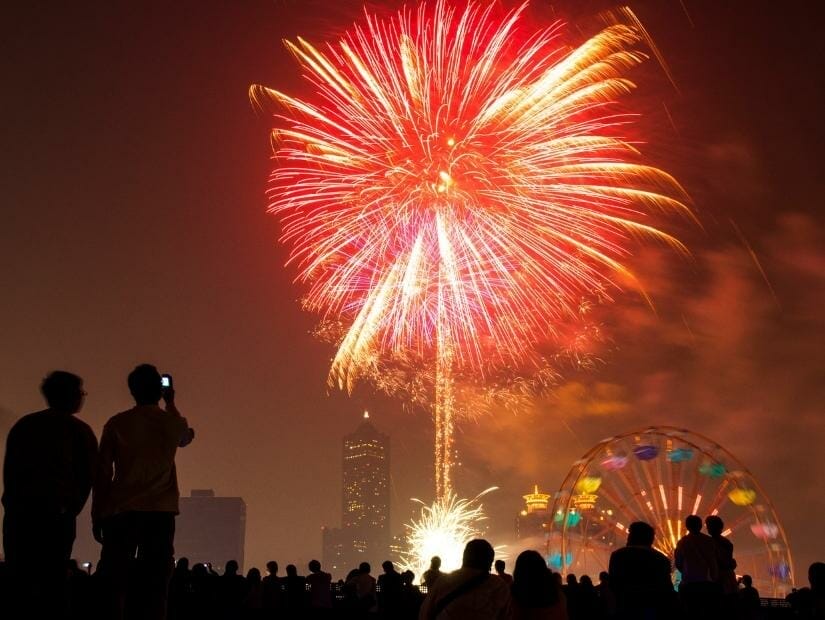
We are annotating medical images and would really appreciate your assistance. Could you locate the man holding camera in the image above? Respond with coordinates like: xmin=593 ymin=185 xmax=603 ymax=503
xmin=92 ymin=363 xmax=195 ymax=620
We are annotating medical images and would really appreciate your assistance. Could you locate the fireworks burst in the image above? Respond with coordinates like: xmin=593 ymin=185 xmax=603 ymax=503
xmin=401 ymin=488 xmax=500 ymax=578
xmin=254 ymin=0 xmax=691 ymax=501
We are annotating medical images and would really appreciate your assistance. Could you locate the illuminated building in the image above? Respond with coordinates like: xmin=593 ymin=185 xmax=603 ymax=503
xmin=176 ymin=489 xmax=246 ymax=572
xmin=515 ymin=484 xmax=551 ymax=540
xmin=322 ymin=411 xmax=390 ymax=574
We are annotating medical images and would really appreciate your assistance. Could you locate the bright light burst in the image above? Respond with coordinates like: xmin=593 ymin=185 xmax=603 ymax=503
xmin=401 ymin=488 xmax=500 ymax=579
xmin=254 ymin=0 xmax=691 ymax=501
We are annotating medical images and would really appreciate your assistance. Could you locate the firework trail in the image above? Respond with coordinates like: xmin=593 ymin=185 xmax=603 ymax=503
xmin=254 ymin=0 xmax=690 ymax=502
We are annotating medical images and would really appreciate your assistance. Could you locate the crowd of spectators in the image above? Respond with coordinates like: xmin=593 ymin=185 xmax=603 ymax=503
xmin=3 ymin=369 xmax=825 ymax=619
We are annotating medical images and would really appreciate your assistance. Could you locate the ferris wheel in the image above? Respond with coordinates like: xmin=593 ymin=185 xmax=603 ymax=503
xmin=546 ymin=426 xmax=795 ymax=597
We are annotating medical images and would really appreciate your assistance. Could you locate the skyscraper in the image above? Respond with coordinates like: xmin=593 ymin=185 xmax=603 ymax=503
xmin=323 ymin=411 xmax=390 ymax=574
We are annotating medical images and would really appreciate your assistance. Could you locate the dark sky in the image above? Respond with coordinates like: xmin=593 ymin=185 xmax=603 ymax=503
xmin=2 ymin=0 xmax=824 ymax=579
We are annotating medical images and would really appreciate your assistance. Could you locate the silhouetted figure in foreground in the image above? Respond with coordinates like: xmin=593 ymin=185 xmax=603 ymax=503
xmin=244 ymin=568 xmax=263 ymax=618
xmin=563 ymin=574 xmax=579 ymax=619
xmin=400 ymin=570 xmax=423 ymax=620
xmin=306 ymin=559 xmax=332 ymax=615
xmin=418 ymin=539 xmax=511 ymax=620
xmin=168 ymin=557 xmax=192 ymax=620
xmin=706 ymin=515 xmax=737 ymax=615
xmin=378 ymin=560 xmax=403 ymax=617
xmin=495 ymin=559 xmax=513 ymax=586
xmin=349 ymin=562 xmax=377 ymax=616
xmin=2 ymin=370 xmax=97 ymax=618
xmin=422 ymin=556 xmax=443 ymax=590
xmin=219 ymin=560 xmax=248 ymax=619
xmin=675 ymin=515 xmax=721 ymax=619
xmin=262 ymin=560 xmax=281 ymax=614
xmin=788 ymin=562 xmax=825 ymax=619
xmin=92 ymin=364 xmax=195 ymax=620
xmin=282 ymin=563 xmax=307 ymax=618
xmin=596 ymin=571 xmax=616 ymax=618
xmin=738 ymin=574 xmax=760 ymax=620
xmin=510 ymin=549 xmax=567 ymax=620
xmin=608 ymin=521 xmax=675 ymax=619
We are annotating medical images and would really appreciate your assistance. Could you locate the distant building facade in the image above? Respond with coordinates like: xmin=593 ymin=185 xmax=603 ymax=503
xmin=515 ymin=484 xmax=551 ymax=540
xmin=177 ymin=489 xmax=246 ymax=572
xmin=323 ymin=412 xmax=390 ymax=574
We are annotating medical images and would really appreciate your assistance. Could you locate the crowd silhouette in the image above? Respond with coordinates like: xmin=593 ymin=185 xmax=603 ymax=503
xmin=2 ymin=369 xmax=824 ymax=619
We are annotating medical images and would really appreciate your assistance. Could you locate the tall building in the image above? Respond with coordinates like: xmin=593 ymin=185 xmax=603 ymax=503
xmin=176 ymin=489 xmax=246 ymax=572
xmin=323 ymin=412 xmax=390 ymax=574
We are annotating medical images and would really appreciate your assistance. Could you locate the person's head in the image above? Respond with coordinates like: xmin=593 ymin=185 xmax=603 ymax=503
xmin=247 ymin=568 xmax=261 ymax=582
xmin=512 ymin=550 xmax=558 ymax=608
xmin=685 ymin=515 xmax=703 ymax=534
xmin=266 ymin=561 xmax=278 ymax=576
xmin=462 ymin=539 xmax=495 ymax=572
xmin=286 ymin=564 xmax=298 ymax=577
xmin=359 ymin=562 xmax=371 ymax=574
xmin=705 ymin=515 xmax=724 ymax=536
xmin=41 ymin=371 xmax=84 ymax=414
xmin=626 ymin=521 xmax=655 ymax=547
xmin=128 ymin=364 xmax=162 ymax=405
xmin=401 ymin=570 xmax=414 ymax=585
xmin=429 ymin=556 xmax=441 ymax=570
xmin=192 ymin=563 xmax=208 ymax=578
xmin=225 ymin=560 xmax=239 ymax=576
xmin=810 ymin=562 xmax=825 ymax=590
xmin=598 ymin=571 xmax=609 ymax=583
xmin=494 ymin=559 xmax=506 ymax=574
xmin=580 ymin=575 xmax=593 ymax=588
xmin=742 ymin=574 xmax=753 ymax=587
xmin=176 ymin=557 xmax=190 ymax=572
xmin=309 ymin=559 xmax=321 ymax=573
xmin=566 ymin=573 xmax=578 ymax=585
xmin=382 ymin=560 xmax=394 ymax=573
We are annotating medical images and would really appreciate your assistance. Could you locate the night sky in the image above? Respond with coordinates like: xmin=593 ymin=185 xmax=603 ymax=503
xmin=2 ymin=0 xmax=824 ymax=579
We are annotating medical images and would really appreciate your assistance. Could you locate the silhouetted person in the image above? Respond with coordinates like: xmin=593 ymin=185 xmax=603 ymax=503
xmin=418 ymin=539 xmax=511 ymax=620
xmin=577 ymin=575 xmax=600 ymax=619
xmin=168 ymin=557 xmax=192 ymax=620
xmin=675 ymin=515 xmax=720 ymax=618
xmin=262 ymin=560 xmax=282 ymax=614
xmin=422 ymin=556 xmax=444 ymax=590
xmin=244 ymin=568 xmax=264 ymax=618
xmin=788 ymin=562 xmax=825 ymax=619
xmin=378 ymin=560 xmax=403 ymax=617
xmin=510 ymin=549 xmax=567 ymax=620
xmin=400 ymin=570 xmax=424 ymax=620
xmin=563 ymin=574 xmax=579 ymax=619
xmin=706 ymin=514 xmax=737 ymax=615
xmin=282 ymin=563 xmax=308 ymax=617
xmin=494 ymin=559 xmax=513 ymax=585
xmin=2 ymin=370 xmax=97 ymax=617
xmin=306 ymin=559 xmax=332 ymax=615
xmin=738 ymin=575 xmax=760 ymax=620
xmin=219 ymin=560 xmax=248 ymax=619
xmin=92 ymin=364 xmax=195 ymax=620
xmin=596 ymin=571 xmax=616 ymax=618
xmin=349 ymin=562 xmax=377 ymax=616
xmin=608 ymin=521 xmax=675 ymax=619
xmin=190 ymin=562 xmax=218 ymax=618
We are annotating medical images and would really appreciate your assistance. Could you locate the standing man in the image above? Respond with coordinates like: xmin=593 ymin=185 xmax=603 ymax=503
xmin=675 ymin=514 xmax=720 ymax=618
xmin=93 ymin=363 xmax=195 ymax=620
xmin=494 ymin=560 xmax=513 ymax=585
xmin=2 ymin=371 xmax=98 ymax=617
xmin=418 ymin=539 xmax=511 ymax=620
xmin=608 ymin=521 xmax=675 ymax=619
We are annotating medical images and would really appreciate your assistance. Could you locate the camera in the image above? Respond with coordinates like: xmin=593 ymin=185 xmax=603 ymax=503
xmin=161 ymin=374 xmax=173 ymax=389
